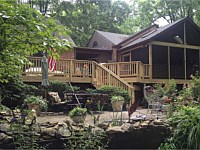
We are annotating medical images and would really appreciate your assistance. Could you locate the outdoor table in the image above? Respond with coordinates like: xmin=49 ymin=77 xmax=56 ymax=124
xmin=64 ymin=92 xmax=109 ymax=110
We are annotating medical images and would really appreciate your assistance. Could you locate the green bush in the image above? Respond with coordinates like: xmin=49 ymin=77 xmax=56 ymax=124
xmin=68 ymin=107 xmax=87 ymax=117
xmin=111 ymin=95 xmax=124 ymax=102
xmin=159 ymin=105 xmax=200 ymax=149
xmin=0 ymin=75 xmax=35 ymax=108
xmin=87 ymin=85 xmax=131 ymax=103
xmin=190 ymin=75 xmax=200 ymax=103
xmin=24 ymin=95 xmax=48 ymax=110
xmin=48 ymin=81 xmax=80 ymax=98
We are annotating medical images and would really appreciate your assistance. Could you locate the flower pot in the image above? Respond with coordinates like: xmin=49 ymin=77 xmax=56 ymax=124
xmin=112 ymin=101 xmax=124 ymax=112
xmin=72 ymin=115 xmax=86 ymax=123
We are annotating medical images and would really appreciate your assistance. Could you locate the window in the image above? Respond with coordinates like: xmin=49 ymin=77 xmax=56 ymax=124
xmin=93 ymin=41 xmax=98 ymax=47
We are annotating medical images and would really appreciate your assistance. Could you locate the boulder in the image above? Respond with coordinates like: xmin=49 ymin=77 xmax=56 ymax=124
xmin=133 ymin=121 xmax=140 ymax=128
xmin=154 ymin=119 xmax=164 ymax=125
xmin=106 ymin=126 xmax=125 ymax=134
xmin=121 ymin=123 xmax=134 ymax=132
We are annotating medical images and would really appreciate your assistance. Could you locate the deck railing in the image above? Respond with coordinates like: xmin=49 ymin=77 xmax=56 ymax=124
xmin=23 ymin=57 xmax=94 ymax=77
xmin=93 ymin=62 xmax=135 ymax=103
xmin=22 ymin=57 xmax=135 ymax=103
xmin=103 ymin=61 xmax=150 ymax=78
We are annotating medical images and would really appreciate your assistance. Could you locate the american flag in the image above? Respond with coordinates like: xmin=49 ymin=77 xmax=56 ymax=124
xmin=48 ymin=56 xmax=56 ymax=72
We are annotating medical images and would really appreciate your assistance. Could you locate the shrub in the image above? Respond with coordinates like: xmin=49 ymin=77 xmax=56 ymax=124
xmin=111 ymin=95 xmax=124 ymax=102
xmin=24 ymin=95 xmax=47 ymax=110
xmin=0 ymin=75 xmax=34 ymax=108
xmin=48 ymin=81 xmax=80 ymax=99
xmin=87 ymin=85 xmax=131 ymax=103
xmin=159 ymin=105 xmax=200 ymax=149
xmin=68 ymin=107 xmax=87 ymax=117
xmin=190 ymin=75 xmax=200 ymax=103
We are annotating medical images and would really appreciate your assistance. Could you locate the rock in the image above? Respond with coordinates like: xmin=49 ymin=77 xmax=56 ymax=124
xmin=133 ymin=121 xmax=140 ymax=128
xmin=0 ymin=123 xmax=10 ymax=132
xmin=97 ymin=122 xmax=109 ymax=130
xmin=106 ymin=126 xmax=125 ymax=134
xmin=121 ymin=123 xmax=134 ymax=132
xmin=141 ymin=120 xmax=150 ymax=127
xmin=40 ymin=127 xmax=57 ymax=137
xmin=154 ymin=119 xmax=164 ymax=125
xmin=0 ymin=133 xmax=7 ymax=142
xmin=58 ymin=128 xmax=71 ymax=137
xmin=92 ymin=126 xmax=104 ymax=134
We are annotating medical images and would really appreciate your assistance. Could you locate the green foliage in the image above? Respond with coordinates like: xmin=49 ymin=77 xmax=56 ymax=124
xmin=55 ymin=0 xmax=131 ymax=46
xmin=159 ymin=105 xmax=200 ymax=149
xmin=190 ymin=75 xmax=200 ymax=103
xmin=96 ymin=85 xmax=131 ymax=103
xmin=24 ymin=95 xmax=47 ymax=110
xmin=0 ymin=1 xmax=71 ymax=83
xmin=178 ymin=75 xmax=200 ymax=104
xmin=111 ymin=95 xmax=124 ymax=102
xmin=48 ymin=81 xmax=80 ymax=98
xmin=10 ymin=122 xmax=44 ymax=149
xmin=68 ymin=107 xmax=87 ymax=117
xmin=154 ymin=80 xmax=177 ymax=103
xmin=0 ymin=75 xmax=33 ymax=108
xmin=66 ymin=129 xmax=108 ymax=149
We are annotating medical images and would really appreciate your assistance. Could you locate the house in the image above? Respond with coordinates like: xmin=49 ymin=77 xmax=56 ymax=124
xmin=22 ymin=17 xmax=200 ymax=103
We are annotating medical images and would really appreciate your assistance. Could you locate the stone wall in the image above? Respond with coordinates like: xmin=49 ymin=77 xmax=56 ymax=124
xmin=0 ymin=110 xmax=170 ymax=149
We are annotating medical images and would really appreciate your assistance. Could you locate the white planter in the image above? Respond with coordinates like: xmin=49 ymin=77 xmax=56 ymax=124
xmin=112 ymin=101 xmax=124 ymax=112
xmin=72 ymin=115 xmax=86 ymax=123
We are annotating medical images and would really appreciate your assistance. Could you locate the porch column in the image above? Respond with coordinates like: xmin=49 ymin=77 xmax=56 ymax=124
xmin=149 ymin=44 xmax=152 ymax=79
xmin=184 ymin=22 xmax=187 ymax=79
xmin=199 ymin=50 xmax=200 ymax=70
xmin=168 ymin=46 xmax=170 ymax=79
xmin=184 ymin=48 xmax=187 ymax=79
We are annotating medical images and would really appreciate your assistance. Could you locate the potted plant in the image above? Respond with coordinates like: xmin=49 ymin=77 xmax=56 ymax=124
xmin=24 ymin=95 xmax=48 ymax=116
xmin=111 ymin=95 xmax=124 ymax=112
xmin=68 ymin=107 xmax=87 ymax=123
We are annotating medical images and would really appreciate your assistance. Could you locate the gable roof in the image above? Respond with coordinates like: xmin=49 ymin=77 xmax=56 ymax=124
xmin=119 ymin=17 xmax=199 ymax=50
xmin=96 ymin=30 xmax=129 ymax=45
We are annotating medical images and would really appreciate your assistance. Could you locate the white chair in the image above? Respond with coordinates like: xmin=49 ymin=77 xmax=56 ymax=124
xmin=143 ymin=86 xmax=162 ymax=117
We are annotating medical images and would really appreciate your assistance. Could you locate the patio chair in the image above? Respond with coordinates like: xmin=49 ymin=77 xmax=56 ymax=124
xmin=48 ymin=92 xmax=69 ymax=113
xmin=143 ymin=86 xmax=162 ymax=116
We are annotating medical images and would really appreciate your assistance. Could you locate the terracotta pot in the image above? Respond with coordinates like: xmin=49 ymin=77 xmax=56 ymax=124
xmin=112 ymin=101 xmax=124 ymax=112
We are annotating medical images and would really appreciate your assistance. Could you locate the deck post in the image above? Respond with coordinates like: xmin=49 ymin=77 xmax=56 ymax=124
xmin=168 ymin=46 xmax=171 ymax=79
xmin=184 ymin=22 xmax=187 ymax=79
xmin=184 ymin=48 xmax=187 ymax=79
xmin=117 ymin=63 xmax=120 ymax=76
xmin=70 ymin=59 xmax=73 ymax=82
xmin=149 ymin=44 xmax=153 ymax=79
xmin=91 ymin=61 xmax=95 ymax=84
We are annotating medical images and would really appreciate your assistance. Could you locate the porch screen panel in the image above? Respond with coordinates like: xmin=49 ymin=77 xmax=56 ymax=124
xmin=131 ymin=47 xmax=148 ymax=64
xmin=186 ymin=49 xmax=199 ymax=79
xmin=152 ymin=45 xmax=168 ymax=79
xmin=170 ymin=47 xmax=184 ymax=79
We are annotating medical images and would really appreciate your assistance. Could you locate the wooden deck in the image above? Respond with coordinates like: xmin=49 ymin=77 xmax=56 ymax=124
xmin=22 ymin=57 xmax=135 ymax=103
xmin=22 ymin=57 xmax=191 ymax=103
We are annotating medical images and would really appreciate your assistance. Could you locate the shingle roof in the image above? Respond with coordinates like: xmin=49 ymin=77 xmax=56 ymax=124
xmin=96 ymin=30 xmax=129 ymax=45
xmin=119 ymin=17 xmax=189 ymax=50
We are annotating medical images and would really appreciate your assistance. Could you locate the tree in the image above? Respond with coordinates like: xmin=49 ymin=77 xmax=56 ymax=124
xmin=0 ymin=0 xmax=72 ymax=83
xmin=128 ymin=0 xmax=200 ymax=29
xmin=55 ymin=0 xmax=131 ymax=46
